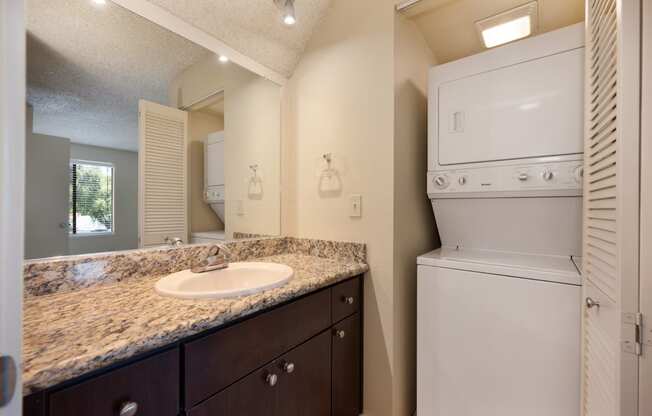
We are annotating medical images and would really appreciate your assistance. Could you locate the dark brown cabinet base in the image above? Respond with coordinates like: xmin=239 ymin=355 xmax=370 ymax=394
xmin=24 ymin=276 xmax=363 ymax=416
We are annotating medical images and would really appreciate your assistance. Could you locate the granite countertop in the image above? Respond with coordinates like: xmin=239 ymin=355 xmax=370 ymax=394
xmin=23 ymin=251 xmax=368 ymax=395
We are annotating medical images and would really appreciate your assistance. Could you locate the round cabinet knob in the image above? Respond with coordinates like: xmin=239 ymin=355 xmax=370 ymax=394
xmin=343 ymin=296 xmax=355 ymax=305
xmin=517 ymin=172 xmax=529 ymax=181
xmin=574 ymin=166 xmax=584 ymax=183
xmin=266 ymin=373 xmax=278 ymax=387
xmin=335 ymin=329 xmax=346 ymax=339
xmin=433 ymin=175 xmax=449 ymax=189
xmin=458 ymin=176 xmax=467 ymax=186
xmin=542 ymin=169 xmax=554 ymax=181
xmin=585 ymin=297 xmax=601 ymax=309
xmin=119 ymin=402 xmax=139 ymax=416
xmin=283 ymin=362 xmax=295 ymax=374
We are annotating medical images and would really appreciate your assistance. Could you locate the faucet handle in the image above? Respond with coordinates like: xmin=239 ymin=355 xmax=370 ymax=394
xmin=208 ymin=245 xmax=220 ymax=257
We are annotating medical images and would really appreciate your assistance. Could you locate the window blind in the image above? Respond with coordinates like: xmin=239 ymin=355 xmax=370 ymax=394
xmin=69 ymin=161 xmax=114 ymax=234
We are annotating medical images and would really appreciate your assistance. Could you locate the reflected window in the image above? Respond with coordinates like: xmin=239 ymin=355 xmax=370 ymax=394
xmin=69 ymin=161 xmax=114 ymax=235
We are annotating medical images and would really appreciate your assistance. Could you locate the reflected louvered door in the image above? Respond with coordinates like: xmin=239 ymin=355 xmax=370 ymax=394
xmin=582 ymin=0 xmax=641 ymax=415
xmin=138 ymin=100 xmax=188 ymax=247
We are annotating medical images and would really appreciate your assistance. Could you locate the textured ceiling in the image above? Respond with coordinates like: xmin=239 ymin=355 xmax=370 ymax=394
xmin=403 ymin=0 xmax=584 ymax=63
xmin=27 ymin=0 xmax=210 ymax=151
xmin=146 ymin=0 xmax=332 ymax=78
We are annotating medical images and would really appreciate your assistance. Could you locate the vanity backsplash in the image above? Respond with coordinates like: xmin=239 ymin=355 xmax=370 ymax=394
xmin=23 ymin=237 xmax=367 ymax=297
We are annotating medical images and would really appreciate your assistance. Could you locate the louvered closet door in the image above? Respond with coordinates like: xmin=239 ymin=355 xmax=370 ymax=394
xmin=138 ymin=100 xmax=188 ymax=248
xmin=582 ymin=0 xmax=641 ymax=415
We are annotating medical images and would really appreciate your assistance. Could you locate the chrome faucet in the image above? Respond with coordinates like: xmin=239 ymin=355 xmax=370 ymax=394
xmin=164 ymin=236 xmax=183 ymax=247
xmin=191 ymin=244 xmax=232 ymax=273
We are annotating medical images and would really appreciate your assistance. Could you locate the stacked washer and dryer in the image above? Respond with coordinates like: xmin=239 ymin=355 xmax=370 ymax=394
xmin=191 ymin=131 xmax=227 ymax=244
xmin=417 ymin=24 xmax=584 ymax=415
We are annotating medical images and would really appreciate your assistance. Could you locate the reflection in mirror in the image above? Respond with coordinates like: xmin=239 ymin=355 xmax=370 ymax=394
xmin=25 ymin=0 xmax=281 ymax=260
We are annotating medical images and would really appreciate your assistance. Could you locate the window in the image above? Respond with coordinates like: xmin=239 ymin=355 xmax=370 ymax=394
xmin=69 ymin=161 xmax=114 ymax=235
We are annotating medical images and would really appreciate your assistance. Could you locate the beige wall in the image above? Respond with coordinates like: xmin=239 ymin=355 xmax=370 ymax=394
xmin=224 ymin=67 xmax=281 ymax=238
xmin=68 ymin=143 xmax=139 ymax=255
xmin=392 ymin=15 xmax=440 ymax=416
xmin=188 ymin=111 xmax=224 ymax=233
xmin=281 ymin=0 xmax=397 ymax=414
xmin=168 ymin=54 xmax=228 ymax=109
xmin=170 ymin=58 xmax=281 ymax=239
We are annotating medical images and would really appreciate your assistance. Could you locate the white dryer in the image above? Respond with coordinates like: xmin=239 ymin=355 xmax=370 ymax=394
xmin=418 ymin=23 xmax=585 ymax=416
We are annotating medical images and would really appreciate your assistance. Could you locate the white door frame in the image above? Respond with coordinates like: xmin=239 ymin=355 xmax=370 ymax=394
xmin=0 ymin=0 xmax=25 ymax=414
xmin=639 ymin=1 xmax=652 ymax=414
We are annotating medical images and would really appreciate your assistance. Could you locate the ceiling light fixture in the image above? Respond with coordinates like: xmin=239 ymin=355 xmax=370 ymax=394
xmin=476 ymin=1 xmax=538 ymax=48
xmin=91 ymin=0 xmax=107 ymax=5
xmin=275 ymin=0 xmax=296 ymax=26
xmin=218 ymin=55 xmax=230 ymax=63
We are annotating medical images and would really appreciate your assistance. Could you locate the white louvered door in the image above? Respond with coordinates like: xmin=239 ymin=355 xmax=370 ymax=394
xmin=138 ymin=100 xmax=188 ymax=248
xmin=582 ymin=0 xmax=641 ymax=415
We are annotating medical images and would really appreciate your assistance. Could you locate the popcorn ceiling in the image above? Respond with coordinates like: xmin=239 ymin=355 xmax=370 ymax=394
xmin=27 ymin=0 xmax=210 ymax=151
xmin=147 ymin=0 xmax=332 ymax=78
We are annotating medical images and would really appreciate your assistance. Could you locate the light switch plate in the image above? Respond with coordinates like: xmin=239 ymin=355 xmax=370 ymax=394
xmin=235 ymin=200 xmax=244 ymax=216
xmin=349 ymin=194 xmax=362 ymax=218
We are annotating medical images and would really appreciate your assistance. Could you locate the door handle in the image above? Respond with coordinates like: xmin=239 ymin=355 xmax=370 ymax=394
xmin=585 ymin=297 xmax=601 ymax=309
xmin=0 ymin=355 xmax=17 ymax=407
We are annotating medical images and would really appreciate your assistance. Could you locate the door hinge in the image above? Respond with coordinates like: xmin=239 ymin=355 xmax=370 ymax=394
xmin=622 ymin=312 xmax=643 ymax=356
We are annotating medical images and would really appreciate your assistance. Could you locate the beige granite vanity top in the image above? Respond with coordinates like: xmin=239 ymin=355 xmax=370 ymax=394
xmin=22 ymin=239 xmax=368 ymax=395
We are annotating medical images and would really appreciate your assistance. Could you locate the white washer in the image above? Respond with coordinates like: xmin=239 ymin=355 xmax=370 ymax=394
xmin=417 ymin=248 xmax=581 ymax=416
xmin=191 ymin=231 xmax=225 ymax=244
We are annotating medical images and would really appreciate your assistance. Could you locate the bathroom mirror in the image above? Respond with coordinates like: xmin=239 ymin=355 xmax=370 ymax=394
xmin=25 ymin=0 xmax=282 ymax=260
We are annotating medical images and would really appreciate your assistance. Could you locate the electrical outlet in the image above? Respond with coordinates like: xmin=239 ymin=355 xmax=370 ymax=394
xmin=235 ymin=200 xmax=244 ymax=216
xmin=350 ymin=194 xmax=362 ymax=218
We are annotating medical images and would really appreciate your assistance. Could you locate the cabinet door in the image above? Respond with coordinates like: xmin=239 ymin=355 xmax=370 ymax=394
xmin=277 ymin=331 xmax=331 ymax=416
xmin=332 ymin=313 xmax=361 ymax=416
xmin=187 ymin=363 xmax=278 ymax=416
xmin=190 ymin=331 xmax=332 ymax=416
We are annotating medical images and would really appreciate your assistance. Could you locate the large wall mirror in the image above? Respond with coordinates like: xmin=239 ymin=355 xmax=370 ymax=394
xmin=25 ymin=0 xmax=282 ymax=260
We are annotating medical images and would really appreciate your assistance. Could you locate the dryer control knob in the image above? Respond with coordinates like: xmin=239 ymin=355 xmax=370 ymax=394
xmin=433 ymin=175 xmax=449 ymax=189
xmin=542 ymin=169 xmax=554 ymax=181
xmin=458 ymin=176 xmax=467 ymax=186
xmin=517 ymin=173 xmax=529 ymax=181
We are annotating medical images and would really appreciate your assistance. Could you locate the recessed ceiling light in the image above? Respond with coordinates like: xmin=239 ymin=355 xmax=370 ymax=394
xmin=275 ymin=0 xmax=296 ymax=26
xmin=91 ymin=0 xmax=107 ymax=5
xmin=218 ymin=55 xmax=229 ymax=63
xmin=476 ymin=1 xmax=538 ymax=48
xmin=283 ymin=13 xmax=296 ymax=26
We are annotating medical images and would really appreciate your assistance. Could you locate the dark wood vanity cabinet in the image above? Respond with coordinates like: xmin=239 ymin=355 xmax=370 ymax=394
xmin=48 ymin=348 xmax=179 ymax=416
xmin=24 ymin=276 xmax=363 ymax=416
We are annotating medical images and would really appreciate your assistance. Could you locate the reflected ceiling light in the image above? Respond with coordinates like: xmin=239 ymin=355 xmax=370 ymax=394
xmin=275 ymin=0 xmax=296 ymax=26
xmin=476 ymin=1 xmax=538 ymax=48
xmin=91 ymin=0 xmax=107 ymax=5
xmin=218 ymin=55 xmax=229 ymax=63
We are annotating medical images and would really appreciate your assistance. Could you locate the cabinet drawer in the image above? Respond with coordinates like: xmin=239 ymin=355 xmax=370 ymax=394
xmin=184 ymin=289 xmax=331 ymax=406
xmin=331 ymin=278 xmax=361 ymax=323
xmin=49 ymin=349 xmax=179 ymax=416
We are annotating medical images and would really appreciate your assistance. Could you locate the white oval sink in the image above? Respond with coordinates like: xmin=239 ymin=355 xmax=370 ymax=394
xmin=155 ymin=262 xmax=294 ymax=300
